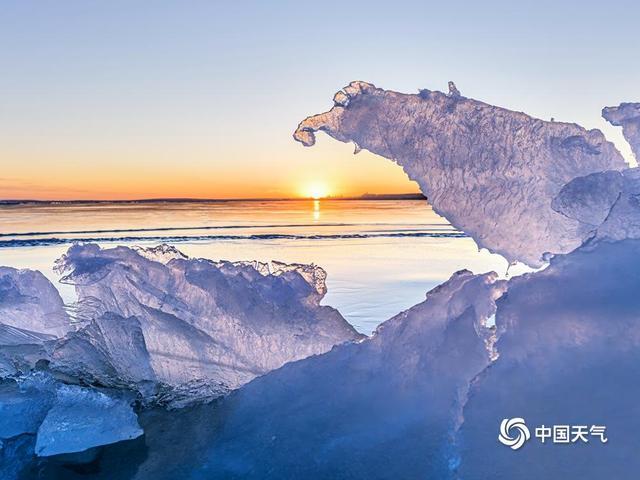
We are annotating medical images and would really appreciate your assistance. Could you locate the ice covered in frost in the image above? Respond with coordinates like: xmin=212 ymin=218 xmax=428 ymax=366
xmin=457 ymin=239 xmax=640 ymax=479
xmin=35 ymin=383 xmax=142 ymax=457
xmin=294 ymin=81 xmax=627 ymax=266
xmin=50 ymin=243 xmax=361 ymax=404
xmin=190 ymin=271 xmax=506 ymax=479
xmin=0 ymin=267 xmax=70 ymax=337
xmin=603 ymin=102 xmax=640 ymax=160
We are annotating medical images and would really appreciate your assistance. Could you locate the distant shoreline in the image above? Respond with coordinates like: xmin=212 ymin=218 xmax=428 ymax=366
xmin=0 ymin=193 xmax=426 ymax=206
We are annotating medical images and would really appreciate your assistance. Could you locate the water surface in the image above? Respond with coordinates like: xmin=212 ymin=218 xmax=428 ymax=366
xmin=0 ymin=199 xmax=517 ymax=334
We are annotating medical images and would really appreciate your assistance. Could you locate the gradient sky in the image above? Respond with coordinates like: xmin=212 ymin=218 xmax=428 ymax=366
xmin=1 ymin=0 xmax=638 ymax=200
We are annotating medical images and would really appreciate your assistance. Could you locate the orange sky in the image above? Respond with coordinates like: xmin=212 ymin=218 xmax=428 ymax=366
xmin=2 ymin=1 xmax=638 ymax=201
xmin=1 ymin=136 xmax=420 ymax=201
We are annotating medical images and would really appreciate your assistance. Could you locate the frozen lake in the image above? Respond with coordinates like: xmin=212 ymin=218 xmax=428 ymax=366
xmin=0 ymin=198 xmax=519 ymax=334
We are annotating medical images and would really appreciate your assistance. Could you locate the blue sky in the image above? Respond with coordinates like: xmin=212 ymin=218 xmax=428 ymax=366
xmin=1 ymin=0 xmax=638 ymax=199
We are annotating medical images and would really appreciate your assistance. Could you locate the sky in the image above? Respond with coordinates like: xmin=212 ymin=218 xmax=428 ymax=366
xmin=0 ymin=0 xmax=638 ymax=200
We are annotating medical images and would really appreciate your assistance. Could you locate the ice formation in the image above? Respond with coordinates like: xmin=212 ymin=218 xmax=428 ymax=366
xmin=0 ymin=244 xmax=360 ymax=472
xmin=0 ymin=372 xmax=142 ymax=461
xmin=0 ymin=243 xmax=360 ymax=408
xmin=74 ymin=270 xmax=505 ymax=479
xmin=603 ymin=102 xmax=640 ymax=159
xmin=199 ymin=271 xmax=506 ymax=478
xmin=0 ymin=267 xmax=70 ymax=337
xmin=34 ymin=384 xmax=143 ymax=457
xmin=49 ymin=244 xmax=360 ymax=404
xmin=139 ymin=240 xmax=638 ymax=480
xmin=458 ymin=239 xmax=640 ymax=478
xmin=294 ymin=81 xmax=627 ymax=266
xmin=2 ymin=82 xmax=640 ymax=478
xmin=553 ymin=167 xmax=640 ymax=242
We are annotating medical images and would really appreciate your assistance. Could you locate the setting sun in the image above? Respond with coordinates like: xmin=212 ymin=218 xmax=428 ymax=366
xmin=303 ymin=181 xmax=331 ymax=199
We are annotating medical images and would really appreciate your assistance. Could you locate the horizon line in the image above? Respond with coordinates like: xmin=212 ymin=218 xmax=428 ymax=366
xmin=0 ymin=193 xmax=427 ymax=205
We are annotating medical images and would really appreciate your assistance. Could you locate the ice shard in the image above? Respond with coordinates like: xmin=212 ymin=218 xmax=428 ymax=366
xmin=294 ymin=81 xmax=627 ymax=266
xmin=51 ymin=244 xmax=361 ymax=404
xmin=50 ymin=312 xmax=157 ymax=396
xmin=34 ymin=384 xmax=142 ymax=457
xmin=0 ymin=324 xmax=54 ymax=377
xmin=0 ymin=267 xmax=70 ymax=337
xmin=1 ymin=371 xmax=142 ymax=461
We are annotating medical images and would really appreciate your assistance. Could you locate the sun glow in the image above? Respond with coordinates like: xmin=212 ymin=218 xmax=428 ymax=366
xmin=303 ymin=181 xmax=330 ymax=199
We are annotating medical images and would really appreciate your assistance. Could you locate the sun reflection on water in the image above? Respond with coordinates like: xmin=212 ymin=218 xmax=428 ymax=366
xmin=313 ymin=199 xmax=320 ymax=221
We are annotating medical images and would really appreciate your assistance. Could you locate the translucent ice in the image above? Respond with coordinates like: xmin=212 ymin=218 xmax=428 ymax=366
xmin=51 ymin=312 xmax=157 ymax=396
xmin=34 ymin=383 xmax=142 ymax=456
xmin=0 ymin=375 xmax=55 ymax=440
xmin=1 ymin=372 xmax=140 ymax=459
xmin=0 ymin=267 xmax=70 ymax=337
xmin=51 ymin=244 xmax=361 ymax=404
xmin=2 ymin=82 xmax=638 ymax=478
xmin=294 ymin=81 xmax=627 ymax=266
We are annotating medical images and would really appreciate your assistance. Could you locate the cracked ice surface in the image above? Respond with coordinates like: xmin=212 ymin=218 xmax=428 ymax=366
xmin=553 ymin=167 xmax=640 ymax=243
xmin=51 ymin=244 xmax=361 ymax=404
xmin=294 ymin=81 xmax=627 ymax=266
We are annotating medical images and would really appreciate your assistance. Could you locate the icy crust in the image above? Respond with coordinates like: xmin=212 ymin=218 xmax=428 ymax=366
xmin=603 ymin=102 xmax=640 ymax=160
xmin=458 ymin=239 xmax=640 ymax=479
xmin=195 ymin=271 xmax=506 ymax=479
xmin=0 ymin=267 xmax=70 ymax=337
xmin=50 ymin=244 xmax=360 ymax=404
xmin=294 ymin=81 xmax=627 ymax=266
